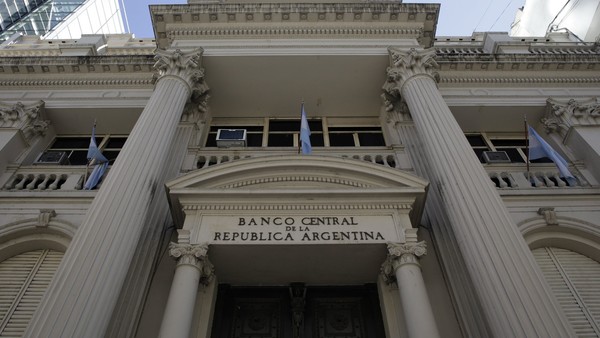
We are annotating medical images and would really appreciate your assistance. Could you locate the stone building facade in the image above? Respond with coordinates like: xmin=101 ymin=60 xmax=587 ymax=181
xmin=0 ymin=1 xmax=599 ymax=337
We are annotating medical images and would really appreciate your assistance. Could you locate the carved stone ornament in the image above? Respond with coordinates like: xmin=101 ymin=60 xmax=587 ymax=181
xmin=546 ymin=97 xmax=600 ymax=128
xmin=37 ymin=209 xmax=56 ymax=227
xmin=537 ymin=207 xmax=558 ymax=226
xmin=384 ymin=100 xmax=412 ymax=127
xmin=168 ymin=242 xmax=214 ymax=285
xmin=381 ymin=241 xmax=427 ymax=284
xmin=154 ymin=48 xmax=206 ymax=89
xmin=386 ymin=47 xmax=440 ymax=89
xmin=0 ymin=101 xmax=49 ymax=141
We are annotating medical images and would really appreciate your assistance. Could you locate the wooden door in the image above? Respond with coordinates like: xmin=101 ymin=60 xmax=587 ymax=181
xmin=211 ymin=284 xmax=385 ymax=338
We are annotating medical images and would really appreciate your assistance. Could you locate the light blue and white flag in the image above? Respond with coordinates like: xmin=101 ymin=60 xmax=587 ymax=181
xmin=84 ymin=122 xmax=109 ymax=190
xmin=87 ymin=122 xmax=108 ymax=163
xmin=84 ymin=161 xmax=109 ymax=190
xmin=300 ymin=103 xmax=312 ymax=154
xmin=528 ymin=126 xmax=575 ymax=183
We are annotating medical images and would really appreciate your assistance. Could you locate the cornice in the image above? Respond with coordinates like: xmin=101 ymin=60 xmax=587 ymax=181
xmin=151 ymin=3 xmax=440 ymax=17
xmin=0 ymin=55 xmax=156 ymax=88
xmin=152 ymin=3 xmax=439 ymax=48
xmin=436 ymin=52 xmax=600 ymax=85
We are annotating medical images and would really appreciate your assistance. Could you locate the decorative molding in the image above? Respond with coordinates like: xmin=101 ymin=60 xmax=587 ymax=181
xmin=218 ymin=176 xmax=372 ymax=189
xmin=440 ymin=76 xmax=600 ymax=85
xmin=36 ymin=209 xmax=57 ymax=228
xmin=381 ymin=241 xmax=426 ymax=284
xmin=168 ymin=242 xmax=214 ymax=285
xmin=168 ymin=26 xmax=423 ymax=40
xmin=537 ymin=207 xmax=559 ymax=226
xmin=546 ymin=97 xmax=600 ymax=128
xmin=182 ymin=203 xmax=412 ymax=211
xmin=0 ymin=78 xmax=154 ymax=88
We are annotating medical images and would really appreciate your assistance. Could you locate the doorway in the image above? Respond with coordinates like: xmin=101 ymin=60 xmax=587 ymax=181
xmin=210 ymin=284 xmax=386 ymax=338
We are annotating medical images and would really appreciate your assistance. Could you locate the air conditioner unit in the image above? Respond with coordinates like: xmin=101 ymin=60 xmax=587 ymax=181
xmin=34 ymin=151 xmax=69 ymax=165
xmin=482 ymin=151 xmax=511 ymax=163
xmin=216 ymin=129 xmax=247 ymax=148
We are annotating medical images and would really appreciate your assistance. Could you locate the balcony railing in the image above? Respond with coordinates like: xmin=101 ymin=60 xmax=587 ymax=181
xmin=192 ymin=147 xmax=408 ymax=171
xmin=1 ymin=165 xmax=108 ymax=191
xmin=0 ymin=149 xmax=592 ymax=192
xmin=486 ymin=164 xmax=589 ymax=189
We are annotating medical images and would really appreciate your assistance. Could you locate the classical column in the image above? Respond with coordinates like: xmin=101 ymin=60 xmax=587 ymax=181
xmin=383 ymin=109 xmax=491 ymax=336
xmin=382 ymin=48 xmax=573 ymax=337
xmin=24 ymin=49 xmax=208 ymax=338
xmin=159 ymin=243 xmax=214 ymax=338
xmin=107 ymin=107 xmax=210 ymax=337
xmin=382 ymin=241 xmax=440 ymax=338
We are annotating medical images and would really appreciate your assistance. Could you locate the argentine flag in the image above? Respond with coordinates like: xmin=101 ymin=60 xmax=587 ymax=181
xmin=300 ymin=103 xmax=312 ymax=154
xmin=528 ymin=126 xmax=575 ymax=184
xmin=84 ymin=122 xmax=109 ymax=190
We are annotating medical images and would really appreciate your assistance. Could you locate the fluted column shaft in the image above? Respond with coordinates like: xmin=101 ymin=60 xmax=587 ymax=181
xmin=24 ymin=49 xmax=206 ymax=338
xmin=384 ymin=48 xmax=573 ymax=337
xmin=382 ymin=242 xmax=440 ymax=338
xmin=159 ymin=243 xmax=213 ymax=338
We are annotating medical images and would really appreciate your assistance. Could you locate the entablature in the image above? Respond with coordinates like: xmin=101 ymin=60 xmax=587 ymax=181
xmin=0 ymin=55 xmax=155 ymax=89
xmin=151 ymin=3 xmax=439 ymax=49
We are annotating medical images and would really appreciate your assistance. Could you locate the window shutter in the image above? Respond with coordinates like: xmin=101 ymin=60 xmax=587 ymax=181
xmin=0 ymin=249 xmax=63 ymax=337
xmin=533 ymin=247 xmax=600 ymax=337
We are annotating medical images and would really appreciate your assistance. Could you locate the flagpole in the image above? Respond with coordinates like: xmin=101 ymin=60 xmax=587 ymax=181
xmin=83 ymin=119 xmax=97 ymax=189
xmin=524 ymin=115 xmax=530 ymax=183
xmin=298 ymin=100 xmax=303 ymax=154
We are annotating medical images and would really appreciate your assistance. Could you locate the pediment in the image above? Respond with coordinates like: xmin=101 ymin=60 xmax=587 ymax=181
xmin=166 ymin=155 xmax=429 ymax=227
xmin=168 ymin=155 xmax=427 ymax=190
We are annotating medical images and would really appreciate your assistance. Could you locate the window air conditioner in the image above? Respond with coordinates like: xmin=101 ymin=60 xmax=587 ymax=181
xmin=34 ymin=151 xmax=69 ymax=165
xmin=482 ymin=151 xmax=511 ymax=163
xmin=216 ymin=129 xmax=247 ymax=148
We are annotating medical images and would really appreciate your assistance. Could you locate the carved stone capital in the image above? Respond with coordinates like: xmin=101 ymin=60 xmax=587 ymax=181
xmin=386 ymin=48 xmax=439 ymax=90
xmin=0 ymin=100 xmax=49 ymax=141
xmin=154 ymin=48 xmax=206 ymax=90
xmin=381 ymin=241 xmax=427 ymax=284
xmin=169 ymin=242 xmax=214 ymax=285
xmin=546 ymin=98 xmax=600 ymax=129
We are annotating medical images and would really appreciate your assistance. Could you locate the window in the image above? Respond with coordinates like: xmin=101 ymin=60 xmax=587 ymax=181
xmin=44 ymin=135 xmax=127 ymax=165
xmin=205 ymin=118 xmax=384 ymax=148
xmin=0 ymin=249 xmax=64 ymax=336
xmin=533 ymin=247 xmax=600 ymax=337
xmin=466 ymin=133 xmax=552 ymax=164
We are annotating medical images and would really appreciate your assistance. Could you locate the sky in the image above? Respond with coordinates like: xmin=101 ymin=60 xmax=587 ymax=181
xmin=123 ymin=0 xmax=526 ymax=38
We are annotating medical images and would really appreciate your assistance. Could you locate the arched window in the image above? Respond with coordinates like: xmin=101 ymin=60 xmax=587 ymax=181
xmin=533 ymin=247 xmax=600 ymax=337
xmin=0 ymin=249 xmax=63 ymax=337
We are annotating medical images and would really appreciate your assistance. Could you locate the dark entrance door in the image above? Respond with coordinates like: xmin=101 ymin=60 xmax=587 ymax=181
xmin=211 ymin=284 xmax=386 ymax=338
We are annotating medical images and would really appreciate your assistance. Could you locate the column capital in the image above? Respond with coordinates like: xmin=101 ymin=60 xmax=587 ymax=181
xmin=385 ymin=48 xmax=439 ymax=90
xmin=544 ymin=98 xmax=600 ymax=135
xmin=381 ymin=241 xmax=427 ymax=284
xmin=154 ymin=48 xmax=206 ymax=90
xmin=0 ymin=100 xmax=49 ymax=142
xmin=168 ymin=242 xmax=214 ymax=285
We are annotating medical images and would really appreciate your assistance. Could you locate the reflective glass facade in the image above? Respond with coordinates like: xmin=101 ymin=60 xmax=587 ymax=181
xmin=0 ymin=0 xmax=85 ymax=41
